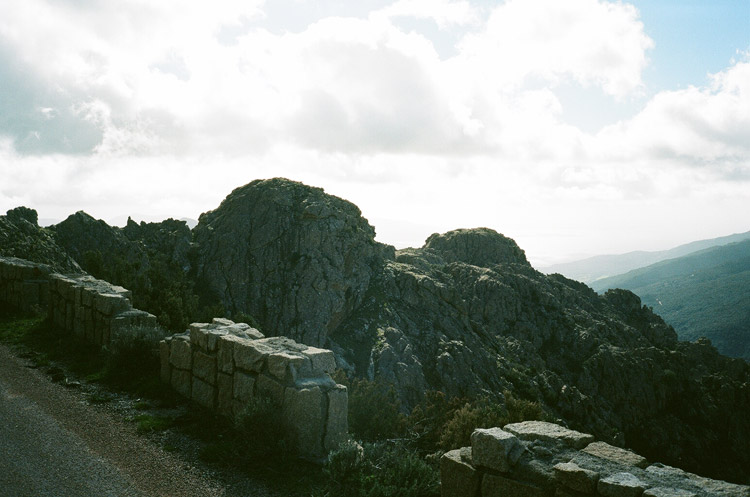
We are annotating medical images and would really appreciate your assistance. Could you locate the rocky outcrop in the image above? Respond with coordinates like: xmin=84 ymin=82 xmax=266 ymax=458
xmin=424 ymin=228 xmax=529 ymax=267
xmin=441 ymin=421 xmax=750 ymax=497
xmin=4 ymin=181 xmax=748 ymax=483
xmin=329 ymin=229 xmax=750 ymax=483
xmin=122 ymin=217 xmax=193 ymax=273
xmin=160 ymin=318 xmax=348 ymax=459
xmin=51 ymin=211 xmax=149 ymax=275
xmin=193 ymin=178 xmax=390 ymax=346
xmin=0 ymin=208 xmax=81 ymax=273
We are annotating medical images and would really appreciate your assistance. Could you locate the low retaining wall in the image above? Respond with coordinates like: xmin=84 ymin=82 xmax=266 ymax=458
xmin=0 ymin=255 xmax=164 ymax=348
xmin=160 ymin=318 xmax=348 ymax=460
xmin=48 ymin=273 xmax=163 ymax=348
xmin=441 ymin=420 xmax=749 ymax=497
xmin=0 ymin=256 xmax=52 ymax=312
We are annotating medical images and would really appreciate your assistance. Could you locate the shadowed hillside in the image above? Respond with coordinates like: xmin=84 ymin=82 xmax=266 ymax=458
xmin=592 ymin=240 xmax=750 ymax=361
xmin=2 ymin=179 xmax=749 ymax=484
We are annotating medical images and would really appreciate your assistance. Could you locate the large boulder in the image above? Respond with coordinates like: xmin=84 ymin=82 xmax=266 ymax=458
xmin=192 ymin=178 xmax=391 ymax=346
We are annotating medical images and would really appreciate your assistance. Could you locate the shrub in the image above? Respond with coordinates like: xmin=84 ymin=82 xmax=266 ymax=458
xmin=439 ymin=390 xmax=546 ymax=450
xmin=318 ymin=441 xmax=439 ymax=497
xmin=333 ymin=371 xmax=407 ymax=441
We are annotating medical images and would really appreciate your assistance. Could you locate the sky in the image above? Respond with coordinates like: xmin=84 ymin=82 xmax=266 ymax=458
xmin=1 ymin=0 xmax=748 ymax=267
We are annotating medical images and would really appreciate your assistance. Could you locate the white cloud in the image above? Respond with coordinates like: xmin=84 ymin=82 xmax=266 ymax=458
xmin=594 ymin=59 xmax=750 ymax=171
xmin=374 ymin=0 xmax=480 ymax=29
xmin=456 ymin=0 xmax=653 ymax=97
xmin=1 ymin=0 xmax=748 ymax=263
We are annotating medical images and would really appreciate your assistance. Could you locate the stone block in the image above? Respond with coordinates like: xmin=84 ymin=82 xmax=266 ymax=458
xmin=642 ymin=489 xmax=696 ymax=497
xmin=73 ymin=314 xmax=84 ymax=338
xmin=94 ymin=323 xmax=103 ymax=345
xmin=160 ymin=340 xmax=171 ymax=384
xmin=324 ymin=385 xmax=348 ymax=451
xmin=256 ymin=374 xmax=285 ymax=406
xmin=283 ymin=385 xmax=324 ymax=458
xmin=101 ymin=324 xmax=111 ymax=345
xmin=440 ymin=449 xmax=480 ymax=497
xmin=191 ymin=377 xmax=216 ymax=409
xmin=95 ymin=293 xmax=131 ymax=317
xmin=471 ymin=427 xmax=524 ymax=473
xmin=234 ymin=340 xmax=274 ymax=373
xmin=212 ymin=317 xmax=234 ymax=326
xmin=268 ymin=351 xmax=311 ymax=384
xmin=553 ymin=462 xmax=599 ymax=494
xmin=227 ymin=323 xmax=264 ymax=339
xmin=189 ymin=323 xmax=210 ymax=350
xmin=217 ymin=372 xmax=233 ymax=416
xmin=583 ymin=441 xmax=648 ymax=469
xmin=193 ymin=350 xmax=217 ymax=385
xmin=171 ymin=368 xmax=192 ymax=398
xmin=504 ymin=421 xmax=594 ymax=449
xmin=81 ymin=287 xmax=95 ymax=307
xmin=233 ymin=370 xmax=256 ymax=403
xmin=218 ymin=334 xmax=244 ymax=374
xmin=206 ymin=330 xmax=228 ymax=352
xmin=73 ymin=285 xmax=82 ymax=307
xmin=598 ymin=472 xmax=647 ymax=497
xmin=481 ymin=473 xmax=546 ymax=497
xmin=170 ymin=337 xmax=192 ymax=370
xmin=304 ymin=347 xmax=337 ymax=376
xmin=66 ymin=302 xmax=74 ymax=330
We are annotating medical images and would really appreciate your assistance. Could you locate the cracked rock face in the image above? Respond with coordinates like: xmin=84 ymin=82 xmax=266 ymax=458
xmin=0 ymin=208 xmax=82 ymax=273
xmin=193 ymin=178 xmax=389 ymax=347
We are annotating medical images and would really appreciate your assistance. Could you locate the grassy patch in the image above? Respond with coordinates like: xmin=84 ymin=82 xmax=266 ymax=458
xmin=135 ymin=414 xmax=174 ymax=433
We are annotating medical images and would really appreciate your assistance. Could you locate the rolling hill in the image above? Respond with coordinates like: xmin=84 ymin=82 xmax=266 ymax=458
xmin=591 ymin=239 xmax=750 ymax=361
xmin=540 ymin=231 xmax=750 ymax=284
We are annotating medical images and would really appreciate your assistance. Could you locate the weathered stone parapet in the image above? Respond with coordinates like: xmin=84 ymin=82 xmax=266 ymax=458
xmin=48 ymin=273 xmax=164 ymax=348
xmin=160 ymin=318 xmax=348 ymax=460
xmin=441 ymin=421 xmax=749 ymax=497
xmin=0 ymin=256 xmax=53 ymax=312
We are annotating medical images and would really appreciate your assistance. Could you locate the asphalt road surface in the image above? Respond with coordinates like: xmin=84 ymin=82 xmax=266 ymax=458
xmin=0 ymin=344 xmax=227 ymax=497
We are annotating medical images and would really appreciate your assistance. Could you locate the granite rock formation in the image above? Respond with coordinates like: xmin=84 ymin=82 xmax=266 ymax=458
xmin=0 ymin=208 xmax=81 ymax=273
xmin=3 ymin=179 xmax=748 ymax=483
xmin=193 ymin=178 xmax=389 ymax=346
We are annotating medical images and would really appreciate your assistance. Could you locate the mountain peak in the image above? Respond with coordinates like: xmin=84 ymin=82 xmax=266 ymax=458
xmin=424 ymin=227 xmax=529 ymax=267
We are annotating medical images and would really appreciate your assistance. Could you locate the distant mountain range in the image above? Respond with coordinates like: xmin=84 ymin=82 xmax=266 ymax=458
xmin=590 ymin=239 xmax=750 ymax=361
xmin=540 ymin=231 xmax=750 ymax=284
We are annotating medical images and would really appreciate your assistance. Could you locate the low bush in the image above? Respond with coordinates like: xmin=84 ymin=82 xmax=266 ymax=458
xmin=316 ymin=441 xmax=439 ymax=497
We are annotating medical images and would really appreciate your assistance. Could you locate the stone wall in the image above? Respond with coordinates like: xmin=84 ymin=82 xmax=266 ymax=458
xmin=160 ymin=318 xmax=348 ymax=460
xmin=441 ymin=421 xmax=749 ymax=497
xmin=0 ymin=256 xmax=52 ymax=312
xmin=1 ymin=255 xmax=164 ymax=348
xmin=48 ymin=273 xmax=164 ymax=348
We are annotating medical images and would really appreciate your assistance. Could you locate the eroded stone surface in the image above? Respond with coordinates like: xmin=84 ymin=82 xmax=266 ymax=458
xmin=482 ymin=473 xmax=546 ymax=497
xmin=504 ymin=421 xmax=594 ymax=449
xmin=471 ymin=428 xmax=524 ymax=473
xmin=598 ymin=472 xmax=648 ymax=497
xmin=553 ymin=461 xmax=599 ymax=493
xmin=583 ymin=441 xmax=648 ymax=469
xmin=441 ymin=450 xmax=481 ymax=497
xmin=643 ymin=488 xmax=697 ymax=497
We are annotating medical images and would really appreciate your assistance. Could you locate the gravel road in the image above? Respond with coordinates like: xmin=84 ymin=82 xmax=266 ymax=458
xmin=0 ymin=343 xmax=277 ymax=497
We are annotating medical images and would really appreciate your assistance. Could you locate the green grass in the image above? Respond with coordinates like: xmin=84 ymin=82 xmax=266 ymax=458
xmin=135 ymin=414 xmax=174 ymax=433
